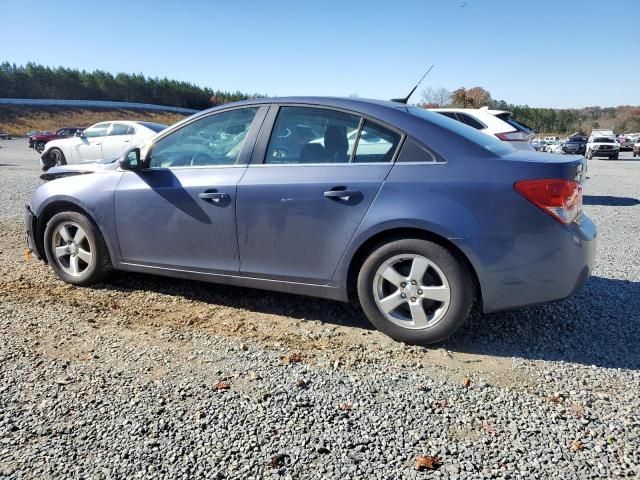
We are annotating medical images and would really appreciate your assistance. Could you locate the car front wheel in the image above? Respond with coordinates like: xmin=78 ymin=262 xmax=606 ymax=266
xmin=44 ymin=211 xmax=112 ymax=285
xmin=48 ymin=148 xmax=66 ymax=166
xmin=35 ymin=141 xmax=46 ymax=153
xmin=357 ymin=239 xmax=475 ymax=345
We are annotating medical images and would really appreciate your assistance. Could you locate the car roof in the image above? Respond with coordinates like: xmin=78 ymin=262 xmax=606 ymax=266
xmin=201 ymin=96 xmax=411 ymax=118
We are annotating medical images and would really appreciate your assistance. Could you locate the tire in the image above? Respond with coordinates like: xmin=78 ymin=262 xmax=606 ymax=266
xmin=35 ymin=141 xmax=46 ymax=153
xmin=43 ymin=211 xmax=112 ymax=286
xmin=612 ymin=154 xmax=619 ymax=160
xmin=48 ymin=148 xmax=66 ymax=166
xmin=357 ymin=239 xmax=475 ymax=345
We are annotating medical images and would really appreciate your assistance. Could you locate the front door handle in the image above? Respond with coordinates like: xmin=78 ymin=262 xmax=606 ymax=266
xmin=324 ymin=188 xmax=361 ymax=202
xmin=199 ymin=191 xmax=230 ymax=204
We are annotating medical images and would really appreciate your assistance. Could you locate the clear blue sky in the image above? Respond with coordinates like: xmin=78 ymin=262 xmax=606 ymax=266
xmin=1 ymin=0 xmax=638 ymax=108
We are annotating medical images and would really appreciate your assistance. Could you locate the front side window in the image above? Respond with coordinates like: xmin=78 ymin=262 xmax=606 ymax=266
xmin=148 ymin=108 xmax=258 ymax=168
xmin=83 ymin=123 xmax=110 ymax=138
xmin=353 ymin=120 xmax=402 ymax=163
xmin=265 ymin=107 xmax=360 ymax=164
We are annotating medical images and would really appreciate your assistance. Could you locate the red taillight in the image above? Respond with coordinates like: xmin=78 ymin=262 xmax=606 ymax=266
xmin=496 ymin=130 xmax=528 ymax=141
xmin=514 ymin=179 xmax=582 ymax=224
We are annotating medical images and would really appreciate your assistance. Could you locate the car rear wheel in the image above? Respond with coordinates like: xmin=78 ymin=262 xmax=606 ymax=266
xmin=35 ymin=141 xmax=46 ymax=153
xmin=357 ymin=239 xmax=474 ymax=345
xmin=44 ymin=211 xmax=112 ymax=286
xmin=48 ymin=148 xmax=66 ymax=166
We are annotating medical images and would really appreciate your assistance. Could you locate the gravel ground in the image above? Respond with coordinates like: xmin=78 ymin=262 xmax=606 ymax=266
xmin=0 ymin=139 xmax=638 ymax=479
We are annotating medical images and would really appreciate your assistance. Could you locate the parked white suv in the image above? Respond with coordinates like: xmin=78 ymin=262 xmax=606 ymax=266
xmin=586 ymin=129 xmax=619 ymax=160
xmin=431 ymin=106 xmax=535 ymax=151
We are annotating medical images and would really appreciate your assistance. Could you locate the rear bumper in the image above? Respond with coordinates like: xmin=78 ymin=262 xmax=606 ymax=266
xmin=25 ymin=205 xmax=43 ymax=260
xmin=460 ymin=215 xmax=597 ymax=313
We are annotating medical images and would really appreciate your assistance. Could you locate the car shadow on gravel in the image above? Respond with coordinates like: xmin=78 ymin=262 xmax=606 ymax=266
xmin=583 ymin=195 xmax=640 ymax=206
xmin=103 ymin=273 xmax=639 ymax=369
xmin=445 ymin=276 xmax=640 ymax=371
xmin=105 ymin=271 xmax=375 ymax=331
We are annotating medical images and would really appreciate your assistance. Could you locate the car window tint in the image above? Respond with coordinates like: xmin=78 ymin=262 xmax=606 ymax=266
xmin=353 ymin=120 xmax=401 ymax=163
xmin=265 ymin=107 xmax=360 ymax=164
xmin=458 ymin=113 xmax=486 ymax=130
xmin=83 ymin=123 xmax=110 ymax=138
xmin=437 ymin=111 xmax=458 ymax=121
xmin=149 ymin=108 xmax=258 ymax=168
xmin=109 ymin=123 xmax=131 ymax=136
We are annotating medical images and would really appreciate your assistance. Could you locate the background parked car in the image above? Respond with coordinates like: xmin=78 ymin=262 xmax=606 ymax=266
xmin=40 ymin=121 xmax=167 ymax=170
xmin=586 ymin=129 xmax=620 ymax=159
xmin=617 ymin=136 xmax=634 ymax=151
xmin=0 ymin=132 xmax=12 ymax=140
xmin=633 ymin=138 xmax=640 ymax=157
xmin=563 ymin=135 xmax=588 ymax=155
xmin=29 ymin=127 xmax=85 ymax=153
xmin=430 ymin=106 xmax=535 ymax=151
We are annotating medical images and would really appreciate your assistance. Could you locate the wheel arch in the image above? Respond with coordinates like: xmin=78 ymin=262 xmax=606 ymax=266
xmin=345 ymin=227 xmax=483 ymax=310
xmin=35 ymin=199 xmax=116 ymax=264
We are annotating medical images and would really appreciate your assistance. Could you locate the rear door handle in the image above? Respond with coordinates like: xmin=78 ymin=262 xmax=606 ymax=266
xmin=199 ymin=191 xmax=230 ymax=204
xmin=324 ymin=188 xmax=361 ymax=202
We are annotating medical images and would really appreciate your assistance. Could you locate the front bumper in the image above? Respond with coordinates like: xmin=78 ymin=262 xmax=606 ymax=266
xmin=25 ymin=205 xmax=42 ymax=260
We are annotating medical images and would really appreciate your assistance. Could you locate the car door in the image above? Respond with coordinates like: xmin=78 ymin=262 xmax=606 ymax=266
xmin=101 ymin=123 xmax=135 ymax=159
xmin=236 ymin=106 xmax=403 ymax=284
xmin=72 ymin=122 xmax=109 ymax=162
xmin=114 ymin=107 xmax=265 ymax=274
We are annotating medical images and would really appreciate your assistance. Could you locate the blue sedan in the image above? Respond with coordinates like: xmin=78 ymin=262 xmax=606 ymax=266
xmin=25 ymin=97 xmax=596 ymax=344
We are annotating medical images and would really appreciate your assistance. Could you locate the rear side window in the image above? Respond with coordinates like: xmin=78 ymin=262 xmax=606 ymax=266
xmin=109 ymin=123 xmax=133 ymax=136
xmin=353 ymin=120 xmax=402 ymax=163
xmin=265 ymin=107 xmax=360 ymax=164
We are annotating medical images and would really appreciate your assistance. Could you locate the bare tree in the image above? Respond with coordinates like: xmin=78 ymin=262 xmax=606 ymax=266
xmin=420 ymin=87 xmax=451 ymax=108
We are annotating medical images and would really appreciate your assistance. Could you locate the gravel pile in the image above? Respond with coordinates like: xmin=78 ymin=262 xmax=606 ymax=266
xmin=0 ymin=141 xmax=638 ymax=479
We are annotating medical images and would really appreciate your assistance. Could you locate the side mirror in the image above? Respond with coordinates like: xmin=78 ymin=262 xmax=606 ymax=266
xmin=119 ymin=147 xmax=141 ymax=170
xmin=75 ymin=130 xmax=85 ymax=138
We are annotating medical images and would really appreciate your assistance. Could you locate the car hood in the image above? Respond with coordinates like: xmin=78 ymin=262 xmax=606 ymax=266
xmin=41 ymin=158 xmax=119 ymax=181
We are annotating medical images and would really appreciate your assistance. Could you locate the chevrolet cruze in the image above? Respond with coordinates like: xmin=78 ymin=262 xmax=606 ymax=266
xmin=25 ymin=97 xmax=596 ymax=344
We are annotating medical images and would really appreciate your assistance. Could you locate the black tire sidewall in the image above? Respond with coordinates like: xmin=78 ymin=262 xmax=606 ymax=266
xmin=43 ymin=211 xmax=109 ymax=285
xmin=357 ymin=239 xmax=474 ymax=345
xmin=50 ymin=148 xmax=66 ymax=166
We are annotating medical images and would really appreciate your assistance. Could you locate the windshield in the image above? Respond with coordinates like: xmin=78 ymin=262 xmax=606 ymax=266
xmin=407 ymin=107 xmax=515 ymax=155
xmin=594 ymin=137 xmax=614 ymax=143
xmin=137 ymin=122 xmax=167 ymax=133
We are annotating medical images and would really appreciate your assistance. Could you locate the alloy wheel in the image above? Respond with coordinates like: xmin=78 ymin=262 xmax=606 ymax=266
xmin=51 ymin=222 xmax=93 ymax=277
xmin=372 ymin=254 xmax=451 ymax=330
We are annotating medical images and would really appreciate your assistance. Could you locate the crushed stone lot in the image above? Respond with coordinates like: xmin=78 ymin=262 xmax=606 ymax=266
xmin=0 ymin=139 xmax=638 ymax=479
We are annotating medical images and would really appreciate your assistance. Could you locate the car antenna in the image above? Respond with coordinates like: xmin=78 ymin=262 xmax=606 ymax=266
xmin=391 ymin=65 xmax=434 ymax=104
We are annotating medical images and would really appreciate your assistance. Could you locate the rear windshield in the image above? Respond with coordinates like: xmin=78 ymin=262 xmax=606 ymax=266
xmin=495 ymin=113 xmax=533 ymax=133
xmin=594 ymin=137 xmax=614 ymax=143
xmin=136 ymin=122 xmax=167 ymax=133
xmin=407 ymin=107 xmax=515 ymax=155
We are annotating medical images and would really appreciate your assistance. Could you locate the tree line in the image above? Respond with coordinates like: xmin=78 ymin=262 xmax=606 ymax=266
xmin=420 ymin=86 xmax=640 ymax=135
xmin=0 ymin=62 xmax=261 ymax=110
